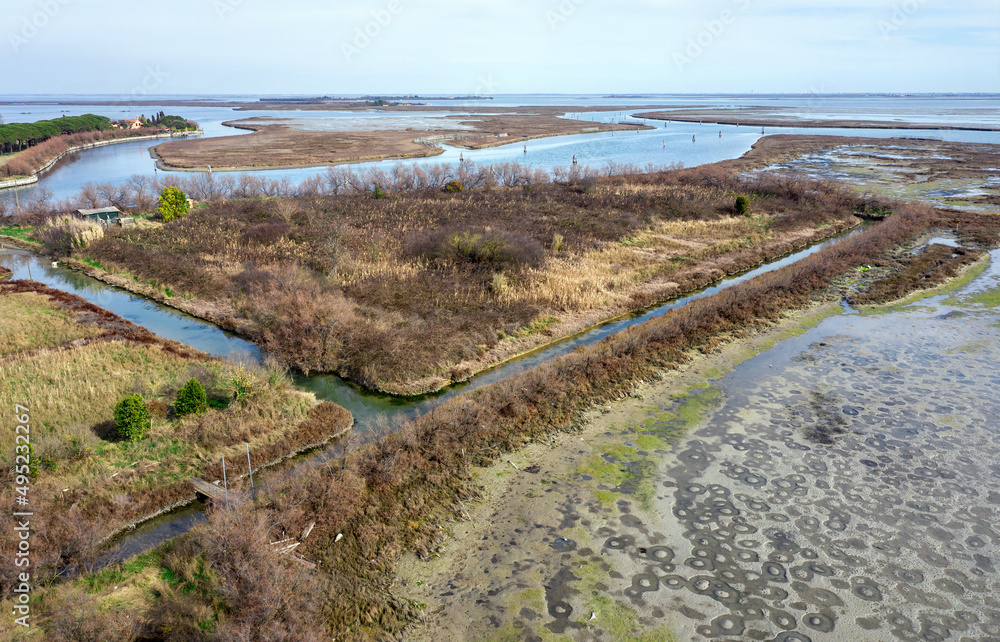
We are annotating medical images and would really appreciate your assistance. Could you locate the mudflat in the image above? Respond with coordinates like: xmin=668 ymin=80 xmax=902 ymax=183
xmin=152 ymin=109 xmax=650 ymax=171
xmin=398 ymin=250 xmax=1000 ymax=641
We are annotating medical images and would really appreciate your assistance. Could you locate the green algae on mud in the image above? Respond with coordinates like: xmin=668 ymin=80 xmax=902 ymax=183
xmin=576 ymin=384 xmax=722 ymax=510
xmin=395 ymin=243 xmax=1000 ymax=641
xmin=861 ymin=252 xmax=992 ymax=314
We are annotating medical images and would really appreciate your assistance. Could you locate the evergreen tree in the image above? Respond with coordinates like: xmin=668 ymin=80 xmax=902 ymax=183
xmin=158 ymin=186 xmax=190 ymax=221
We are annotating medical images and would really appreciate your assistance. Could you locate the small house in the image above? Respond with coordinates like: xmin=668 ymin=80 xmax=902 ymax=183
xmin=76 ymin=207 xmax=123 ymax=226
xmin=120 ymin=114 xmax=143 ymax=130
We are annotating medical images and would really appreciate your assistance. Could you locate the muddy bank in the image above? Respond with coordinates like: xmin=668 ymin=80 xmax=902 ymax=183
xmin=151 ymin=112 xmax=647 ymax=172
xmin=398 ymin=251 xmax=1000 ymax=641
xmin=720 ymin=135 xmax=1000 ymax=213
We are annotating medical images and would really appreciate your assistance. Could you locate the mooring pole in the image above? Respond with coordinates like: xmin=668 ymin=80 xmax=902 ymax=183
xmin=222 ymin=457 xmax=229 ymax=507
xmin=246 ymin=443 xmax=254 ymax=495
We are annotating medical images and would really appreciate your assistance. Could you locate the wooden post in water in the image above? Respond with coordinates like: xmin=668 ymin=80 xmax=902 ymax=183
xmin=572 ymin=154 xmax=578 ymax=165
xmin=246 ymin=443 xmax=254 ymax=494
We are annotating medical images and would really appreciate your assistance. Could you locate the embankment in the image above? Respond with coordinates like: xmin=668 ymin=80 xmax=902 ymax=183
xmin=0 ymin=130 xmax=202 ymax=191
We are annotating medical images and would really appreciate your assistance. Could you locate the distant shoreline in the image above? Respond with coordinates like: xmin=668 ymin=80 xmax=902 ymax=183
xmin=633 ymin=109 xmax=1000 ymax=132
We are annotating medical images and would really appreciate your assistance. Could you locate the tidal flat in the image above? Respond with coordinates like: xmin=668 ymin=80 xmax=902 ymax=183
xmin=399 ymin=251 xmax=1000 ymax=641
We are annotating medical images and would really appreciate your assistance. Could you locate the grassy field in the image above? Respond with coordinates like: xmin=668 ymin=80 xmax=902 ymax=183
xmin=0 ymin=281 xmax=352 ymax=596
xmin=74 ymin=166 xmax=871 ymax=395
xmin=0 ymin=292 xmax=99 ymax=356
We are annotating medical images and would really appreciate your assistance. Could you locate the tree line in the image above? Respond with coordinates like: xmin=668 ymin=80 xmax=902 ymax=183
xmin=0 ymin=114 xmax=112 ymax=155
xmin=138 ymin=111 xmax=197 ymax=131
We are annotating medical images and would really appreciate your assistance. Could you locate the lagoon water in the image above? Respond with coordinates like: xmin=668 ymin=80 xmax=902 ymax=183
xmin=2 ymin=94 xmax=998 ymax=205
xmin=2 ymin=94 xmax=999 ymax=567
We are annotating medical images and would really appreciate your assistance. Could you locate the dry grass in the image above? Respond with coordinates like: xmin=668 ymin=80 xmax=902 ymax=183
xmin=0 ymin=292 xmax=100 ymax=357
xmin=12 ymin=206 xmax=1000 ymax=641
xmin=152 ymin=112 xmax=645 ymax=170
xmin=81 ymin=166 xmax=868 ymax=394
xmin=0 ymin=283 xmax=352 ymax=597
xmin=0 ymin=340 xmax=216 ymax=453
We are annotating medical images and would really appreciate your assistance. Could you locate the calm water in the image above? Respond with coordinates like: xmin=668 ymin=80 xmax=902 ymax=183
xmin=2 ymin=95 xmax=998 ymax=205
xmin=1 ymin=223 xmax=862 ymax=433
xmin=0 ymin=218 xmax=868 ymax=562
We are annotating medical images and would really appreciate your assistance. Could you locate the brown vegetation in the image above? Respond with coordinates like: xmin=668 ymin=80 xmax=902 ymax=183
xmin=849 ymin=209 xmax=1000 ymax=304
xmin=0 ymin=282 xmax=352 ymax=598
xmin=718 ymin=135 xmax=1000 ymax=214
xmin=75 ymin=165 xmax=873 ymax=394
xmin=267 ymin=207 xmax=998 ymax=639
xmin=19 ymin=203 xmax=999 ymax=640
xmin=719 ymin=134 xmax=1000 ymax=179
xmin=0 ymin=127 xmax=171 ymax=179
xmin=152 ymin=112 xmax=646 ymax=171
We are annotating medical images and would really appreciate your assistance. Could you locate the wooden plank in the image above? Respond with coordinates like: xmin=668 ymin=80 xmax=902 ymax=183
xmin=189 ymin=477 xmax=226 ymax=501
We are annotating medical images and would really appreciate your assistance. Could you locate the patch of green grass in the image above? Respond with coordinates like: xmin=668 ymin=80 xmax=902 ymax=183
xmin=207 ymin=397 xmax=230 ymax=410
xmin=81 ymin=257 xmax=107 ymax=270
xmin=83 ymin=549 xmax=163 ymax=594
xmin=633 ymin=434 xmax=671 ymax=452
xmin=642 ymin=383 xmax=722 ymax=437
xmin=0 ymin=224 xmax=35 ymax=241
xmin=577 ymin=454 xmax=631 ymax=488
xmin=516 ymin=316 xmax=560 ymax=338
xmin=578 ymin=385 xmax=724 ymax=510
xmin=701 ymin=365 xmax=731 ymax=381
xmin=0 ymin=291 xmax=101 ymax=356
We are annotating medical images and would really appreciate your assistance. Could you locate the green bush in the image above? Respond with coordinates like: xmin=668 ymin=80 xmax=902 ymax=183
xmin=114 ymin=394 xmax=150 ymax=441
xmin=175 ymin=378 xmax=208 ymax=416
xmin=735 ymin=196 xmax=750 ymax=217
xmin=443 ymin=180 xmax=464 ymax=193
xmin=158 ymin=186 xmax=190 ymax=222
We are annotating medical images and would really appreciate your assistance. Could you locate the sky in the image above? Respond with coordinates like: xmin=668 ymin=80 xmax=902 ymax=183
xmin=1 ymin=0 xmax=999 ymax=95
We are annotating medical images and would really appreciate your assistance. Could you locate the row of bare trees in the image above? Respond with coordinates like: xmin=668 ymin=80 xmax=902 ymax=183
xmin=1 ymin=159 xmax=682 ymax=221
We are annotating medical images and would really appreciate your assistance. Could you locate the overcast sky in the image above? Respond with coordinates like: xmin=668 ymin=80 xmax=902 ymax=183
xmin=3 ymin=0 xmax=998 ymax=95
